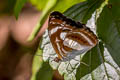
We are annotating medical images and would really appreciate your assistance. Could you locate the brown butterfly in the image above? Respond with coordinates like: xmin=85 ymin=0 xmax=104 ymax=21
xmin=48 ymin=11 xmax=98 ymax=62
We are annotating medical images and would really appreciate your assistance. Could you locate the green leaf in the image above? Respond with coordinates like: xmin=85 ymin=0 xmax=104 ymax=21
xmin=35 ymin=62 xmax=53 ymax=80
xmin=76 ymin=42 xmax=104 ymax=80
xmin=97 ymin=0 xmax=120 ymax=67
xmin=54 ymin=0 xmax=85 ymax=13
xmin=30 ymin=0 xmax=48 ymax=10
xmin=31 ymin=47 xmax=53 ymax=80
xmin=14 ymin=0 xmax=28 ymax=19
xmin=31 ymin=49 xmax=43 ymax=80
xmin=64 ymin=0 xmax=104 ymax=23
xmin=30 ymin=0 xmax=85 ymax=12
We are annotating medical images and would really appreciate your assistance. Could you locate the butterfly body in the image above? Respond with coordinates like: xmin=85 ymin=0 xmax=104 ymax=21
xmin=48 ymin=11 xmax=98 ymax=62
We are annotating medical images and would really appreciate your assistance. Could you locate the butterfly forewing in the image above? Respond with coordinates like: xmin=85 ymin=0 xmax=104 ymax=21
xmin=48 ymin=11 xmax=98 ymax=61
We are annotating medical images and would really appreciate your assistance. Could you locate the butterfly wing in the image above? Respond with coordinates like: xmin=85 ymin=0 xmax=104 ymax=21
xmin=48 ymin=11 xmax=98 ymax=61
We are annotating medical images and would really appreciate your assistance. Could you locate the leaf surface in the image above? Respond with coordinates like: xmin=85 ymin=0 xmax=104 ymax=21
xmin=14 ymin=0 xmax=28 ymax=19
xmin=97 ymin=0 xmax=120 ymax=67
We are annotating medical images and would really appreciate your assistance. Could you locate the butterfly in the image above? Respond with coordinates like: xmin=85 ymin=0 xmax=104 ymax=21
xmin=48 ymin=11 xmax=98 ymax=62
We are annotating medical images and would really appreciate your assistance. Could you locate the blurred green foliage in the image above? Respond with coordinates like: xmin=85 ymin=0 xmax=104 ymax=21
xmin=30 ymin=0 xmax=85 ymax=12
xmin=0 ymin=0 xmax=16 ymax=14
xmin=14 ymin=0 xmax=28 ymax=19
xmin=30 ymin=0 xmax=48 ymax=10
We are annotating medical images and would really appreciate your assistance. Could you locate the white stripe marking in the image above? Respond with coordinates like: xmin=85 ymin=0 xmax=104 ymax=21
xmin=74 ymin=32 xmax=94 ymax=45
xmin=50 ymin=27 xmax=58 ymax=35
xmin=60 ymin=32 xmax=67 ymax=40
xmin=56 ymin=38 xmax=64 ymax=59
